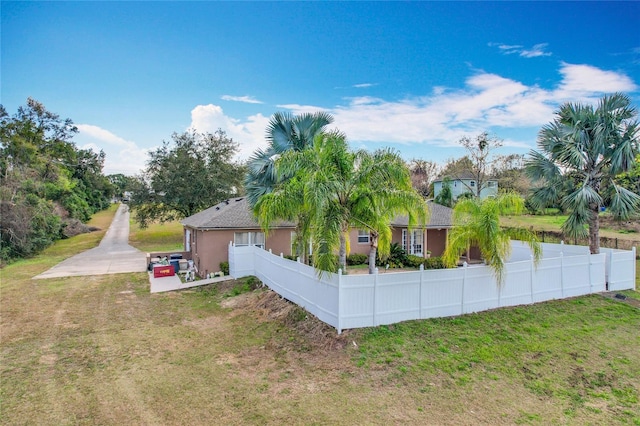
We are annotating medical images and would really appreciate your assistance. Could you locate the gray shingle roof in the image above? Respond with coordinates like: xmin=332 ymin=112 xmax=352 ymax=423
xmin=391 ymin=201 xmax=453 ymax=228
xmin=182 ymin=198 xmax=452 ymax=230
xmin=180 ymin=197 xmax=295 ymax=229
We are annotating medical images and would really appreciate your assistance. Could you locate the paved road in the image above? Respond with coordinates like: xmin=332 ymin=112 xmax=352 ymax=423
xmin=34 ymin=204 xmax=148 ymax=279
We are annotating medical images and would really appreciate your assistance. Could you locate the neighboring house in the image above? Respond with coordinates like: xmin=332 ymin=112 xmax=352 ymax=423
xmin=433 ymin=172 xmax=498 ymax=200
xmin=181 ymin=197 xmax=453 ymax=277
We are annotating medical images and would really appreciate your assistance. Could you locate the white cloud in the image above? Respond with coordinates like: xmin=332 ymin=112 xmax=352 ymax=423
xmin=491 ymin=42 xmax=552 ymax=58
xmin=75 ymin=124 xmax=149 ymax=176
xmin=189 ymin=63 xmax=637 ymax=163
xmin=520 ymin=43 xmax=552 ymax=58
xmin=189 ymin=104 xmax=270 ymax=160
xmin=352 ymin=83 xmax=377 ymax=88
xmin=221 ymin=95 xmax=263 ymax=104
xmin=554 ymin=63 xmax=638 ymax=101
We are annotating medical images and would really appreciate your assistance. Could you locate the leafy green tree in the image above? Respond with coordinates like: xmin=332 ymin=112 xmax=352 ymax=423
xmin=1 ymin=99 xmax=113 ymax=261
xmin=256 ymin=131 xmax=427 ymax=274
xmin=442 ymin=193 xmax=541 ymax=286
xmin=246 ymin=111 xmax=333 ymax=262
xmin=525 ymin=93 xmax=640 ymax=254
xmin=615 ymin=154 xmax=640 ymax=197
xmin=434 ymin=176 xmax=453 ymax=207
xmin=491 ymin=154 xmax=532 ymax=196
xmin=107 ymin=173 xmax=136 ymax=200
xmin=130 ymin=129 xmax=244 ymax=228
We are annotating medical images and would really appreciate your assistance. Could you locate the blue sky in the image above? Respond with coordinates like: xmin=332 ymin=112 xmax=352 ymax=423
xmin=2 ymin=1 xmax=639 ymax=175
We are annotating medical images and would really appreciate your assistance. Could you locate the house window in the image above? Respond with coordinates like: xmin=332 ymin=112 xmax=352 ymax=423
xmin=234 ymin=231 xmax=265 ymax=248
xmin=470 ymin=181 xmax=475 ymax=187
xmin=402 ymin=229 xmax=407 ymax=253
xmin=410 ymin=230 xmax=423 ymax=256
xmin=357 ymin=230 xmax=369 ymax=244
xmin=488 ymin=181 xmax=495 ymax=187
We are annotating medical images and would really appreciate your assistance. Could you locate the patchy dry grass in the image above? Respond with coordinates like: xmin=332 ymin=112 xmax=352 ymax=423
xmin=2 ymin=208 xmax=639 ymax=425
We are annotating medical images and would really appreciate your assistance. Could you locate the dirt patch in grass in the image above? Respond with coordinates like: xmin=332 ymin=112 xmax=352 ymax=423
xmin=224 ymin=289 xmax=351 ymax=351
xmin=601 ymin=291 xmax=640 ymax=308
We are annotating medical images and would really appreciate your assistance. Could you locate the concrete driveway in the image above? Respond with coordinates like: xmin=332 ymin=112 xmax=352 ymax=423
xmin=33 ymin=204 xmax=148 ymax=279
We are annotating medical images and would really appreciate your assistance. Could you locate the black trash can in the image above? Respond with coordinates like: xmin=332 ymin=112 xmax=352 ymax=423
xmin=169 ymin=253 xmax=182 ymax=260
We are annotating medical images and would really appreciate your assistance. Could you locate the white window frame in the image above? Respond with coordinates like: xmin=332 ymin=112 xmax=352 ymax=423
xmin=357 ymin=230 xmax=370 ymax=244
xmin=234 ymin=231 xmax=265 ymax=248
xmin=402 ymin=229 xmax=407 ymax=253
xmin=410 ymin=229 xmax=423 ymax=257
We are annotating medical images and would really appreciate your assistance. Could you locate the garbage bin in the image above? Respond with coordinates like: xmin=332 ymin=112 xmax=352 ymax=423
xmin=169 ymin=254 xmax=182 ymax=260
xmin=170 ymin=259 xmax=180 ymax=274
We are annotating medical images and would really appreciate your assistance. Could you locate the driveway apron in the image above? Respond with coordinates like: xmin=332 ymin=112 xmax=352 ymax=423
xmin=33 ymin=204 xmax=147 ymax=279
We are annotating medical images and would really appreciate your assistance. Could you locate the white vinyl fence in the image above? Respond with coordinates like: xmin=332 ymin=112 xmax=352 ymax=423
xmin=229 ymin=241 xmax=637 ymax=334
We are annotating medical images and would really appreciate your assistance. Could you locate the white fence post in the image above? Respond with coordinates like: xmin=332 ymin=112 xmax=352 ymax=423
xmin=589 ymin=251 xmax=593 ymax=294
xmin=634 ymin=247 xmax=637 ymax=291
xmin=530 ymin=254 xmax=535 ymax=303
xmin=337 ymin=269 xmax=342 ymax=335
xmin=419 ymin=264 xmax=424 ymax=319
xmin=560 ymin=251 xmax=565 ymax=298
xmin=461 ymin=262 xmax=468 ymax=313
xmin=373 ymin=268 xmax=379 ymax=327
xmin=228 ymin=241 xmax=234 ymax=276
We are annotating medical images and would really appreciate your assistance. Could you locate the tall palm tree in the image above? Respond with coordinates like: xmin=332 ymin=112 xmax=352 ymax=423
xmin=244 ymin=111 xmax=334 ymax=208
xmin=246 ymin=111 xmax=333 ymax=263
xmin=256 ymin=131 xmax=427 ymax=274
xmin=442 ymin=193 xmax=541 ymax=286
xmin=525 ymin=93 xmax=640 ymax=254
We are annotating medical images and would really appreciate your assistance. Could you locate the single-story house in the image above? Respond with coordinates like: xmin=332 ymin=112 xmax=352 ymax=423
xmin=433 ymin=172 xmax=498 ymax=200
xmin=181 ymin=197 xmax=454 ymax=277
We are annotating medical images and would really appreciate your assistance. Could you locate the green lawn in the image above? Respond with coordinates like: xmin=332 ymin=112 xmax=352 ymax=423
xmin=128 ymin=218 xmax=184 ymax=252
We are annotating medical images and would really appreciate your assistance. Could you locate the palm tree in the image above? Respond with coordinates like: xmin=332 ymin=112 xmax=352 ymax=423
xmin=245 ymin=111 xmax=333 ymax=263
xmin=256 ymin=131 xmax=427 ymax=274
xmin=525 ymin=93 xmax=640 ymax=254
xmin=244 ymin=111 xmax=334 ymax=208
xmin=442 ymin=193 xmax=541 ymax=286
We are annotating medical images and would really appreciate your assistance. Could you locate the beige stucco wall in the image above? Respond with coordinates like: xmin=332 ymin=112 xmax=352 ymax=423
xmin=426 ymin=228 xmax=447 ymax=257
xmin=348 ymin=229 xmax=372 ymax=256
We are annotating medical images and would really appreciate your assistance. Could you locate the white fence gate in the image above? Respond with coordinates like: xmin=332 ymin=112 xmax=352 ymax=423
xmin=229 ymin=241 xmax=636 ymax=334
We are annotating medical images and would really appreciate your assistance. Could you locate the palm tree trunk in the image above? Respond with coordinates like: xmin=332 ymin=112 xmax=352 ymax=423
xmin=338 ymin=232 xmax=347 ymax=272
xmin=368 ymin=231 xmax=378 ymax=274
xmin=588 ymin=204 xmax=600 ymax=254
